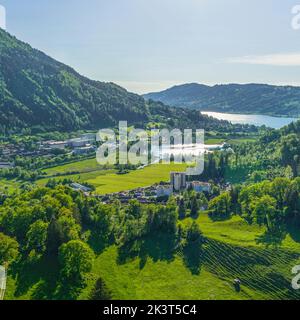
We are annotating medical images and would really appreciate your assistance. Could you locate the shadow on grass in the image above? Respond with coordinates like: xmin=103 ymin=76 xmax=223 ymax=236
xmin=255 ymin=226 xmax=287 ymax=248
xmin=117 ymin=232 xmax=176 ymax=269
xmin=88 ymin=229 xmax=112 ymax=255
xmin=11 ymin=255 xmax=60 ymax=299
xmin=208 ymin=212 xmax=232 ymax=222
xmin=182 ymin=243 xmax=204 ymax=275
xmin=11 ymin=254 xmax=84 ymax=300
xmin=287 ymin=222 xmax=300 ymax=243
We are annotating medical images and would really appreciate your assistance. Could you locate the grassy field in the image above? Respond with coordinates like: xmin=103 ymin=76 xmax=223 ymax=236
xmin=205 ymin=138 xmax=225 ymax=145
xmin=6 ymin=212 xmax=300 ymax=300
xmin=78 ymin=214 xmax=300 ymax=300
xmin=227 ymin=137 xmax=257 ymax=145
xmin=38 ymin=162 xmax=187 ymax=194
xmin=205 ymin=136 xmax=257 ymax=146
xmin=42 ymin=158 xmax=105 ymax=176
xmin=89 ymin=163 xmax=187 ymax=194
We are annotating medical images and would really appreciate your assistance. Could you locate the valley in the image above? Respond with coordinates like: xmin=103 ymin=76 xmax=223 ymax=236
xmin=0 ymin=28 xmax=300 ymax=302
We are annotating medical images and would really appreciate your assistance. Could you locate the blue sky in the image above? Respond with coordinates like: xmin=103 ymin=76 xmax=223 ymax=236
xmin=1 ymin=0 xmax=300 ymax=93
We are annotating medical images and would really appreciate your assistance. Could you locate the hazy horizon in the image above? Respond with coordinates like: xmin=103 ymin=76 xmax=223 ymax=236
xmin=1 ymin=0 xmax=300 ymax=94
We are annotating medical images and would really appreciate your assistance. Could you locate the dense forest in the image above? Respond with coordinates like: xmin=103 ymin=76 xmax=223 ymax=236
xmin=144 ymin=83 xmax=300 ymax=117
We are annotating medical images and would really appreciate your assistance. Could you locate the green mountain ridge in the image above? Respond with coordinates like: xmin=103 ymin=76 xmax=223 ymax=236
xmin=143 ymin=83 xmax=300 ymax=117
xmin=0 ymin=30 xmax=242 ymax=134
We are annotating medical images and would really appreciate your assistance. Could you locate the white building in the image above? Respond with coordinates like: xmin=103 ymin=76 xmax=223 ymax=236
xmin=72 ymin=145 xmax=95 ymax=155
xmin=70 ymin=183 xmax=92 ymax=193
xmin=0 ymin=162 xmax=14 ymax=169
xmin=170 ymin=172 xmax=187 ymax=192
xmin=43 ymin=140 xmax=67 ymax=150
xmin=187 ymin=181 xmax=211 ymax=193
xmin=68 ymin=136 xmax=95 ymax=148
xmin=80 ymin=133 xmax=96 ymax=141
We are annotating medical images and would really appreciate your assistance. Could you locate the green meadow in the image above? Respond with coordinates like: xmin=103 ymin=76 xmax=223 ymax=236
xmin=42 ymin=158 xmax=106 ymax=176
xmin=6 ymin=212 xmax=300 ymax=300
xmin=89 ymin=163 xmax=187 ymax=194
xmin=79 ymin=213 xmax=300 ymax=300
xmin=39 ymin=162 xmax=187 ymax=194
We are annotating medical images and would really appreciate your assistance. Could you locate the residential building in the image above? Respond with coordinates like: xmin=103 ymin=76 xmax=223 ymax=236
xmin=68 ymin=137 xmax=93 ymax=148
xmin=0 ymin=162 xmax=14 ymax=169
xmin=156 ymin=185 xmax=173 ymax=197
xmin=43 ymin=140 xmax=67 ymax=150
xmin=70 ymin=183 xmax=92 ymax=193
xmin=187 ymin=181 xmax=211 ymax=193
xmin=72 ymin=145 xmax=95 ymax=155
xmin=170 ymin=172 xmax=187 ymax=191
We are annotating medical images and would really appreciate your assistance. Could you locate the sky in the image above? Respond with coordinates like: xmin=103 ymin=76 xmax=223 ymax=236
xmin=1 ymin=0 xmax=300 ymax=94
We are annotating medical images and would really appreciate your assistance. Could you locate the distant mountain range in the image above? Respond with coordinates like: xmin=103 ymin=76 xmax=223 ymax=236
xmin=0 ymin=29 xmax=247 ymax=134
xmin=143 ymin=83 xmax=300 ymax=117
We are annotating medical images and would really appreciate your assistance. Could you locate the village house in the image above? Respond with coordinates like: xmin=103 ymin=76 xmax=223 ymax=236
xmin=187 ymin=181 xmax=211 ymax=193
xmin=156 ymin=185 xmax=173 ymax=197
xmin=70 ymin=183 xmax=92 ymax=193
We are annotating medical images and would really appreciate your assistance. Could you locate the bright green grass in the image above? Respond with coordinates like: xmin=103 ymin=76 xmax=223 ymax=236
xmin=43 ymin=158 xmax=105 ymax=176
xmin=39 ymin=161 xmax=187 ymax=195
xmin=205 ymin=137 xmax=257 ymax=146
xmin=78 ymin=215 xmax=300 ymax=300
xmin=88 ymin=163 xmax=187 ymax=194
xmin=205 ymin=138 xmax=225 ymax=145
xmin=79 ymin=246 xmax=251 ymax=300
xmin=6 ymin=213 xmax=300 ymax=300
xmin=39 ymin=163 xmax=187 ymax=193
xmin=37 ymin=169 xmax=116 ymax=186
xmin=182 ymin=213 xmax=300 ymax=252
xmin=0 ymin=178 xmax=20 ymax=194
xmin=227 ymin=138 xmax=257 ymax=145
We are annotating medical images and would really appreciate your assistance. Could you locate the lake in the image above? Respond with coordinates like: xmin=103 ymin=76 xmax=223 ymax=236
xmin=201 ymin=111 xmax=299 ymax=129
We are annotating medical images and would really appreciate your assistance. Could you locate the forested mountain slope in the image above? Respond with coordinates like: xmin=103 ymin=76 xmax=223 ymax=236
xmin=0 ymin=30 xmax=245 ymax=134
xmin=144 ymin=83 xmax=300 ymax=117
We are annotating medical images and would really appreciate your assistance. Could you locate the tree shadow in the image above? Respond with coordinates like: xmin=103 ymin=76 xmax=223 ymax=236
xmin=53 ymin=281 xmax=85 ymax=300
xmin=88 ymin=229 xmax=112 ymax=255
xmin=11 ymin=255 xmax=60 ymax=299
xmin=117 ymin=232 xmax=176 ymax=269
xmin=182 ymin=243 xmax=204 ymax=275
xmin=255 ymin=227 xmax=287 ymax=248
xmin=208 ymin=212 xmax=231 ymax=222
xmin=287 ymin=222 xmax=300 ymax=243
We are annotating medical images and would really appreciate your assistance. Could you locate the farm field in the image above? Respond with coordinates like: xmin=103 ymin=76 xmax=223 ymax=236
xmin=42 ymin=158 xmax=108 ymax=176
xmin=38 ymin=162 xmax=187 ymax=194
xmin=89 ymin=163 xmax=187 ymax=194
xmin=205 ymin=138 xmax=225 ymax=145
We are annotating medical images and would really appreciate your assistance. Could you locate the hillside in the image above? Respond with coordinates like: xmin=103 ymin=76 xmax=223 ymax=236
xmin=144 ymin=83 xmax=300 ymax=117
xmin=0 ymin=30 xmax=244 ymax=134
xmin=5 ymin=213 xmax=300 ymax=300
